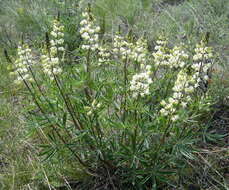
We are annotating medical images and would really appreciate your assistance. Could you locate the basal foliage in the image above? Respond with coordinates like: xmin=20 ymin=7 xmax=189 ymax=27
xmin=7 ymin=6 xmax=219 ymax=189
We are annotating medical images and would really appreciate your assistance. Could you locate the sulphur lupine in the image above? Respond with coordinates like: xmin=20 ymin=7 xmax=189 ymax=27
xmin=130 ymin=37 xmax=148 ymax=63
xmin=152 ymin=37 xmax=170 ymax=67
xmin=113 ymin=34 xmax=133 ymax=61
xmin=11 ymin=44 xmax=34 ymax=84
xmin=130 ymin=64 xmax=152 ymax=98
xmin=41 ymin=19 xmax=64 ymax=79
xmin=80 ymin=10 xmax=100 ymax=51
xmin=98 ymin=45 xmax=111 ymax=65
xmin=159 ymin=42 xmax=213 ymax=121
xmin=192 ymin=41 xmax=213 ymax=88
xmin=160 ymin=70 xmax=195 ymax=121
xmin=167 ymin=45 xmax=189 ymax=69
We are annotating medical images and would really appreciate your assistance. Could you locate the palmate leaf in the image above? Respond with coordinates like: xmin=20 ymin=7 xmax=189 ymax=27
xmin=180 ymin=148 xmax=196 ymax=160
xmin=172 ymin=136 xmax=197 ymax=160
xmin=25 ymin=115 xmax=50 ymax=137
xmin=136 ymin=165 xmax=176 ymax=186
xmin=203 ymin=131 xmax=227 ymax=144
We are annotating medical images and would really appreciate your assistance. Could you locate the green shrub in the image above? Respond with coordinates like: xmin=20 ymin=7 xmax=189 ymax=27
xmin=5 ymin=6 xmax=227 ymax=189
xmin=1 ymin=0 xmax=229 ymax=189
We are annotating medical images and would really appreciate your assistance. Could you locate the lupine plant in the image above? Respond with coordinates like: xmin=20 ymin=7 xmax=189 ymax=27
xmin=7 ymin=6 xmax=217 ymax=189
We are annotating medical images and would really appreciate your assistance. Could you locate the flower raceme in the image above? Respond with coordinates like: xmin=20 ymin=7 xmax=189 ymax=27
xmin=153 ymin=37 xmax=170 ymax=67
xmin=80 ymin=10 xmax=100 ymax=51
xmin=167 ymin=45 xmax=189 ymax=69
xmin=11 ymin=44 xmax=34 ymax=84
xmin=192 ymin=41 xmax=213 ymax=88
xmin=50 ymin=19 xmax=65 ymax=54
xmin=130 ymin=64 xmax=152 ymax=98
xmin=159 ymin=41 xmax=213 ymax=121
xmin=160 ymin=70 xmax=195 ymax=121
xmin=98 ymin=45 xmax=111 ymax=65
xmin=129 ymin=37 xmax=148 ymax=63
xmin=153 ymin=38 xmax=189 ymax=69
xmin=113 ymin=34 xmax=149 ymax=63
xmin=113 ymin=34 xmax=133 ymax=61
xmin=41 ymin=19 xmax=64 ymax=79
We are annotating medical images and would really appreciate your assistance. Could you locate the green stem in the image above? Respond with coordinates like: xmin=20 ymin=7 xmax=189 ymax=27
xmin=153 ymin=118 xmax=171 ymax=167
xmin=85 ymin=49 xmax=92 ymax=100
xmin=29 ymin=66 xmax=74 ymax=139
xmin=18 ymin=72 xmax=87 ymax=167
xmin=123 ymin=57 xmax=128 ymax=122
xmin=53 ymin=73 xmax=83 ymax=131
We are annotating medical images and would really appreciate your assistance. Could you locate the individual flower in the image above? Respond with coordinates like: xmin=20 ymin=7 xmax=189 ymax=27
xmin=84 ymin=99 xmax=102 ymax=115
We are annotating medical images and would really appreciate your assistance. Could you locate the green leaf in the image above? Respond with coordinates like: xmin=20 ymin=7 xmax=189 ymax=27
xmin=62 ymin=112 xmax=67 ymax=127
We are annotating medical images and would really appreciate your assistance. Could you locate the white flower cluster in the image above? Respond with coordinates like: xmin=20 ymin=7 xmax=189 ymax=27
xmin=41 ymin=54 xmax=62 ymax=79
xmin=153 ymin=38 xmax=189 ymax=69
xmin=41 ymin=19 xmax=64 ymax=79
xmin=130 ymin=64 xmax=152 ymax=98
xmin=11 ymin=44 xmax=34 ymax=84
xmin=80 ymin=10 xmax=100 ymax=51
xmin=193 ymin=41 xmax=213 ymax=61
xmin=129 ymin=38 xmax=148 ymax=63
xmin=152 ymin=38 xmax=170 ymax=66
xmin=84 ymin=99 xmax=102 ymax=115
xmin=98 ymin=45 xmax=111 ymax=65
xmin=160 ymin=70 xmax=195 ymax=121
xmin=50 ymin=19 xmax=65 ymax=54
xmin=192 ymin=41 xmax=213 ymax=87
xmin=167 ymin=45 xmax=189 ymax=69
xmin=158 ymin=41 xmax=214 ymax=121
xmin=113 ymin=34 xmax=133 ymax=60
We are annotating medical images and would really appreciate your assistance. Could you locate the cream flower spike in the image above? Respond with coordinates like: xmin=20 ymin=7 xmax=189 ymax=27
xmin=11 ymin=44 xmax=34 ymax=84
xmin=113 ymin=34 xmax=133 ymax=61
xmin=192 ymin=41 xmax=213 ymax=88
xmin=130 ymin=37 xmax=148 ymax=63
xmin=41 ymin=19 xmax=64 ymax=79
xmin=130 ymin=64 xmax=152 ymax=98
xmin=80 ymin=9 xmax=100 ymax=51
